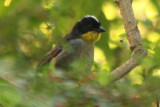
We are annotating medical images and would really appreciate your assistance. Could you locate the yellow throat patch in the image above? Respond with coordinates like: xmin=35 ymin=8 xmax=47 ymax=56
xmin=82 ymin=31 xmax=101 ymax=43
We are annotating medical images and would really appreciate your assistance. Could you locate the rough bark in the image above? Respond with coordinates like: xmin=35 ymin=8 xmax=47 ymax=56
xmin=111 ymin=0 xmax=147 ymax=81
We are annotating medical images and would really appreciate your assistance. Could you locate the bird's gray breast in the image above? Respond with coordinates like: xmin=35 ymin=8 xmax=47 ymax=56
xmin=55 ymin=38 xmax=94 ymax=71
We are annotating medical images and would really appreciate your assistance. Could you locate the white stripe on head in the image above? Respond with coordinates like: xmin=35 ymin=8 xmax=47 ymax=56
xmin=85 ymin=15 xmax=99 ymax=23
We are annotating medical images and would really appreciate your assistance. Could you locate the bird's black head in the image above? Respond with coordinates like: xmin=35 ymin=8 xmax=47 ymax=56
xmin=71 ymin=15 xmax=105 ymax=35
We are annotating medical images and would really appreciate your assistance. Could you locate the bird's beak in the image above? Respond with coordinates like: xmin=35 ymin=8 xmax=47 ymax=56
xmin=94 ymin=26 xmax=106 ymax=33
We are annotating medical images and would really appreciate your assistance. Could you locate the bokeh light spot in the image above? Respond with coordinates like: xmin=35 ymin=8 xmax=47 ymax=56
xmin=4 ymin=0 xmax=12 ymax=7
xmin=102 ymin=2 xmax=118 ymax=20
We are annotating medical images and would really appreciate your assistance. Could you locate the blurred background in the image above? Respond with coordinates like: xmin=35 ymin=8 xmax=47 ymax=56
xmin=0 ymin=0 xmax=160 ymax=106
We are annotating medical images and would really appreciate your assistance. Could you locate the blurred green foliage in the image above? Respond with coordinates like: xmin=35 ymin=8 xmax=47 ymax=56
xmin=0 ymin=0 xmax=160 ymax=106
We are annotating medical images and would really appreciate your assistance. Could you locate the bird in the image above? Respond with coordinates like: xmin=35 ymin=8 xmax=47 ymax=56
xmin=37 ymin=15 xmax=105 ymax=74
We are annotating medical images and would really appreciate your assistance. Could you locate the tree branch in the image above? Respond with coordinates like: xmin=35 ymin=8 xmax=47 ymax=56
xmin=111 ymin=0 xmax=147 ymax=81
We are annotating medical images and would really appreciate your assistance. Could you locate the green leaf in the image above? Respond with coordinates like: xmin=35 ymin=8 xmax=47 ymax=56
xmin=0 ymin=80 xmax=21 ymax=107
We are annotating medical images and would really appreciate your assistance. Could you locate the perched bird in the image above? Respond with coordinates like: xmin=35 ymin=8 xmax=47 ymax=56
xmin=38 ymin=15 xmax=105 ymax=73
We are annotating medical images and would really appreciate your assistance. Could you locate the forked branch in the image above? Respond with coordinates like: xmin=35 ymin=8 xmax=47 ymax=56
xmin=111 ymin=0 xmax=147 ymax=81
